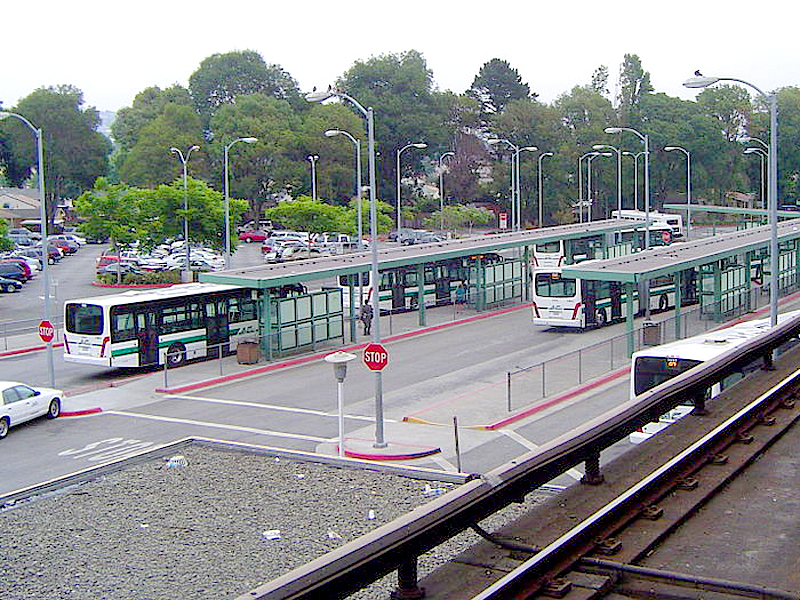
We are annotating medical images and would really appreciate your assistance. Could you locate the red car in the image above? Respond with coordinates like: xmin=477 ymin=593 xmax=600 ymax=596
xmin=239 ymin=230 xmax=269 ymax=243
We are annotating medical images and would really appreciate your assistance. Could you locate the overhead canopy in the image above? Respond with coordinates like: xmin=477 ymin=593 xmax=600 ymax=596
xmin=200 ymin=220 xmax=633 ymax=290
xmin=561 ymin=222 xmax=800 ymax=283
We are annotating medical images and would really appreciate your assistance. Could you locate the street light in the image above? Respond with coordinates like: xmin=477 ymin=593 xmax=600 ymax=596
xmin=606 ymin=126 xmax=650 ymax=248
xmin=586 ymin=152 xmax=613 ymax=223
xmin=306 ymin=87 xmax=386 ymax=447
xmin=224 ymin=136 xmax=258 ymax=269
xmin=664 ymin=146 xmax=692 ymax=238
xmin=170 ymin=145 xmax=200 ymax=278
xmin=396 ymin=142 xmax=427 ymax=232
xmin=325 ymin=130 xmax=363 ymax=251
xmin=438 ymin=151 xmax=455 ymax=231
xmin=323 ymin=351 xmax=357 ymax=457
xmin=307 ymin=155 xmax=319 ymax=200
xmin=593 ymin=144 xmax=622 ymax=217
xmin=744 ymin=147 xmax=768 ymax=211
xmin=578 ymin=152 xmax=599 ymax=223
xmin=489 ymin=139 xmax=537 ymax=230
xmin=742 ymin=135 xmax=769 ymax=151
xmin=622 ymin=151 xmax=644 ymax=210
xmin=0 ymin=111 xmax=54 ymax=387
xmin=684 ymin=74 xmax=778 ymax=327
xmin=537 ymin=152 xmax=553 ymax=228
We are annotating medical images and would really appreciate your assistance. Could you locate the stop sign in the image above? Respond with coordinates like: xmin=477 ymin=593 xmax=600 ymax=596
xmin=38 ymin=320 xmax=55 ymax=343
xmin=363 ymin=343 xmax=389 ymax=371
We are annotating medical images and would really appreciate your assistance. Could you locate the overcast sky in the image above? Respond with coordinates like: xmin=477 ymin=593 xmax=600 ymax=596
xmin=3 ymin=1 xmax=797 ymax=114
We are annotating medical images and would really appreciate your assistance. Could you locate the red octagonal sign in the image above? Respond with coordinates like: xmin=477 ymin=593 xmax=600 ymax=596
xmin=38 ymin=319 xmax=55 ymax=344
xmin=363 ymin=343 xmax=389 ymax=371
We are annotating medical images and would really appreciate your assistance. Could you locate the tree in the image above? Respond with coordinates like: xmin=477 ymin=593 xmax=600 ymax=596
xmin=590 ymin=65 xmax=609 ymax=96
xmin=264 ymin=198 xmax=346 ymax=234
xmin=189 ymin=50 xmax=302 ymax=127
xmin=617 ymin=54 xmax=653 ymax=125
xmin=2 ymin=86 xmax=111 ymax=226
xmin=468 ymin=59 xmax=532 ymax=116
xmin=0 ymin=220 xmax=14 ymax=252
xmin=424 ymin=204 xmax=493 ymax=233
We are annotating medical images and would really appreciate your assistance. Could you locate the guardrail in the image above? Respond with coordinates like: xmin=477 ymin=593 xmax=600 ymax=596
xmin=235 ymin=311 xmax=800 ymax=600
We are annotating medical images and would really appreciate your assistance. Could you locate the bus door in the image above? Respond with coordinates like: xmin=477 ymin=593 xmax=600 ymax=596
xmin=435 ymin=264 xmax=451 ymax=305
xmin=135 ymin=310 xmax=159 ymax=367
xmin=610 ymin=282 xmax=622 ymax=319
xmin=205 ymin=300 xmax=230 ymax=358
xmin=391 ymin=271 xmax=406 ymax=311
xmin=583 ymin=280 xmax=597 ymax=326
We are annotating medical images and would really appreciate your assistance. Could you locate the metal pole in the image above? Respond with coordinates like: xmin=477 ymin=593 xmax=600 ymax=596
xmin=687 ymin=150 xmax=692 ymax=239
xmin=35 ymin=126 xmax=55 ymax=388
xmin=453 ymin=416 xmax=462 ymax=473
xmin=183 ymin=158 xmax=189 ymax=273
xmin=616 ymin=147 xmax=622 ymax=217
xmin=224 ymin=143 xmax=231 ymax=270
xmin=769 ymin=93 xmax=778 ymax=327
xmin=338 ymin=380 xmax=345 ymax=457
xmin=644 ymin=134 xmax=650 ymax=249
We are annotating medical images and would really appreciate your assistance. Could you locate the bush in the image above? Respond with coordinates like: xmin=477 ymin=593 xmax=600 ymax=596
xmin=96 ymin=270 xmax=182 ymax=286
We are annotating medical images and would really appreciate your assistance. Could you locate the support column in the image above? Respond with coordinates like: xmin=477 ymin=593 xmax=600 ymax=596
xmin=261 ymin=290 xmax=273 ymax=362
xmin=349 ymin=276 xmax=357 ymax=342
xmin=523 ymin=246 xmax=531 ymax=301
xmin=713 ymin=260 xmax=722 ymax=322
xmin=744 ymin=251 xmax=753 ymax=312
xmin=417 ymin=263 xmax=426 ymax=327
xmin=581 ymin=452 xmax=604 ymax=485
xmin=476 ymin=257 xmax=485 ymax=311
xmin=625 ymin=282 xmax=635 ymax=357
xmin=391 ymin=558 xmax=425 ymax=600
xmin=674 ymin=271 xmax=682 ymax=341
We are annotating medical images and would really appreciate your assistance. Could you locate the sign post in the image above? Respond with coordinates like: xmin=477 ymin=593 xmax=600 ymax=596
xmin=38 ymin=320 xmax=54 ymax=344
xmin=363 ymin=343 xmax=388 ymax=371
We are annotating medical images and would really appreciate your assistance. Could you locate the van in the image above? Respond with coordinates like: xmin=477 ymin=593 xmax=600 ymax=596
xmin=0 ymin=262 xmax=27 ymax=282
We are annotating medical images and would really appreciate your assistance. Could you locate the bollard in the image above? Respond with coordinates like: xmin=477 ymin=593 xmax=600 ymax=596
xmin=507 ymin=372 xmax=512 ymax=412
xmin=163 ymin=355 xmax=169 ymax=388
xmin=453 ymin=416 xmax=462 ymax=473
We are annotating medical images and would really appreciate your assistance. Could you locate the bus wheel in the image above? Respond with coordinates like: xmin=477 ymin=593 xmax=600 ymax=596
xmin=167 ymin=343 xmax=186 ymax=367
xmin=596 ymin=308 xmax=607 ymax=327
xmin=659 ymin=294 xmax=668 ymax=311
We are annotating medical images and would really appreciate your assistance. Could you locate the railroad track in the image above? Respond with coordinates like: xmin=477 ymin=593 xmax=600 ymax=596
xmin=471 ymin=366 xmax=800 ymax=600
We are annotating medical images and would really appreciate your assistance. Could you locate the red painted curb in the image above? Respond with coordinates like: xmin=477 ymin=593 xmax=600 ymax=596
xmin=157 ymin=303 xmax=533 ymax=394
xmin=343 ymin=447 xmax=441 ymax=461
xmin=91 ymin=282 xmax=176 ymax=288
xmin=0 ymin=342 xmax=64 ymax=357
xmin=61 ymin=407 xmax=103 ymax=417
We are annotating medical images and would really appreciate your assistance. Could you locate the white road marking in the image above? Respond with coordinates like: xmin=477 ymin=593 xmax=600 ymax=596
xmin=165 ymin=394 xmax=390 ymax=423
xmin=104 ymin=410 xmax=328 ymax=443
xmin=503 ymin=430 xmax=583 ymax=480
xmin=431 ymin=455 xmax=458 ymax=471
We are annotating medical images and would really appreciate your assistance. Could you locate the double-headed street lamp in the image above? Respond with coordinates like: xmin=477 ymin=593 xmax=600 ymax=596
xmin=0 ymin=111 xmax=54 ymax=387
xmin=170 ymin=145 xmax=200 ymax=277
xmin=307 ymin=155 xmax=319 ymax=200
xmin=438 ymin=151 xmax=455 ymax=231
xmin=537 ymin=152 xmax=553 ymax=228
xmin=224 ymin=137 xmax=258 ymax=269
xmin=586 ymin=152 xmax=612 ymax=223
xmin=622 ymin=151 xmax=645 ymax=211
xmin=744 ymin=147 xmax=767 ymax=211
xmin=605 ymin=127 xmax=650 ymax=248
xmin=306 ymin=87 xmax=386 ymax=447
xmin=489 ymin=139 xmax=537 ymax=230
xmin=396 ymin=142 xmax=427 ymax=232
xmin=664 ymin=146 xmax=692 ymax=238
xmin=325 ymin=129 xmax=363 ymax=251
xmin=578 ymin=152 xmax=598 ymax=223
xmin=593 ymin=144 xmax=622 ymax=217
xmin=684 ymin=74 xmax=778 ymax=327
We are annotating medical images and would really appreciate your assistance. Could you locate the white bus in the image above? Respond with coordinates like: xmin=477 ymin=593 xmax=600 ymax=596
xmin=531 ymin=267 xmax=676 ymax=329
xmin=612 ymin=210 xmax=684 ymax=239
xmin=63 ymin=283 xmax=259 ymax=368
xmin=628 ymin=311 xmax=800 ymax=442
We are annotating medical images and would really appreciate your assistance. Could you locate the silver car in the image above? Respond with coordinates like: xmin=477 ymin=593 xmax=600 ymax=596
xmin=0 ymin=381 xmax=62 ymax=439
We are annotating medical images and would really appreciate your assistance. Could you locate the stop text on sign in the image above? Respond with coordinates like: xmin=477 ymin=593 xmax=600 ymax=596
xmin=363 ymin=342 xmax=389 ymax=371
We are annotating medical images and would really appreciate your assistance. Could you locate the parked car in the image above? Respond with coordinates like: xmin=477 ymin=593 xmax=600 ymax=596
xmin=0 ymin=381 xmax=62 ymax=439
xmin=0 ymin=263 xmax=26 ymax=283
xmin=0 ymin=259 xmax=32 ymax=280
xmin=96 ymin=253 xmax=137 ymax=272
xmin=97 ymin=263 xmax=144 ymax=277
xmin=8 ymin=233 xmax=34 ymax=246
xmin=46 ymin=237 xmax=79 ymax=254
xmin=239 ymin=230 xmax=270 ymax=243
xmin=401 ymin=232 xmax=444 ymax=245
xmin=29 ymin=244 xmax=62 ymax=264
xmin=388 ymin=228 xmax=423 ymax=242
xmin=8 ymin=254 xmax=40 ymax=274
xmin=0 ymin=276 xmax=22 ymax=293
xmin=9 ymin=228 xmax=40 ymax=241
xmin=50 ymin=233 xmax=86 ymax=246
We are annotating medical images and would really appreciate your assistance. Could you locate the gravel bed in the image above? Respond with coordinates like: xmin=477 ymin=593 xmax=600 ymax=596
xmin=0 ymin=445 xmax=458 ymax=600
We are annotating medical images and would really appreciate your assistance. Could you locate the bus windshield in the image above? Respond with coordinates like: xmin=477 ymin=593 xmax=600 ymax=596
xmin=66 ymin=303 xmax=104 ymax=335
xmin=535 ymin=273 xmax=576 ymax=298
xmin=535 ymin=241 xmax=561 ymax=254
xmin=632 ymin=356 xmax=702 ymax=396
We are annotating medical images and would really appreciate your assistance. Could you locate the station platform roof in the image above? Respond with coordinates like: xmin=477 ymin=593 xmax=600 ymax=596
xmin=200 ymin=220 xmax=631 ymax=290
xmin=561 ymin=221 xmax=800 ymax=283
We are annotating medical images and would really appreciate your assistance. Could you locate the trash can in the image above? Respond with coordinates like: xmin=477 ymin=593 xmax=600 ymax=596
xmin=237 ymin=341 xmax=260 ymax=364
xmin=642 ymin=321 xmax=661 ymax=346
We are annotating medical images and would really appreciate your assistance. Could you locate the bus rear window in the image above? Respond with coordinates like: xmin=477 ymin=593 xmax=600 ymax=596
xmin=535 ymin=273 xmax=576 ymax=297
xmin=66 ymin=303 xmax=103 ymax=335
xmin=535 ymin=241 xmax=561 ymax=254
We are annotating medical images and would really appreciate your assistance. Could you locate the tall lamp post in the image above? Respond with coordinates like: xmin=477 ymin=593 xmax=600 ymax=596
xmin=586 ymin=152 xmax=612 ymax=223
xmin=0 ymin=111 xmax=54 ymax=387
xmin=438 ymin=151 xmax=455 ymax=231
xmin=743 ymin=136 xmax=769 ymax=211
xmin=578 ymin=152 xmax=599 ymax=223
xmin=307 ymin=155 xmax=319 ymax=200
xmin=224 ymin=136 xmax=258 ymax=269
xmin=593 ymin=144 xmax=622 ymax=217
xmin=622 ymin=151 xmax=644 ymax=211
xmin=395 ymin=142 xmax=427 ymax=233
xmin=664 ymin=146 xmax=692 ymax=238
xmin=606 ymin=127 xmax=650 ymax=248
xmin=325 ymin=130 xmax=363 ymax=250
xmin=489 ymin=139 xmax=537 ymax=230
xmin=744 ymin=147 xmax=768 ymax=212
xmin=170 ymin=145 xmax=200 ymax=277
xmin=684 ymin=74 xmax=778 ymax=327
xmin=537 ymin=152 xmax=553 ymax=228
xmin=306 ymin=87 xmax=386 ymax=447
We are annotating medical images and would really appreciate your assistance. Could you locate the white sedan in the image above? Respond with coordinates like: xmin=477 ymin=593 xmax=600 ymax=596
xmin=0 ymin=381 xmax=62 ymax=439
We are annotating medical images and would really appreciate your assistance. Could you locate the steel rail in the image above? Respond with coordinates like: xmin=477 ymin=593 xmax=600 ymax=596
xmin=236 ymin=314 xmax=800 ymax=600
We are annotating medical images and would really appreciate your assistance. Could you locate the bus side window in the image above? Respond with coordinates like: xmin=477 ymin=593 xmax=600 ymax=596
xmin=111 ymin=311 xmax=135 ymax=342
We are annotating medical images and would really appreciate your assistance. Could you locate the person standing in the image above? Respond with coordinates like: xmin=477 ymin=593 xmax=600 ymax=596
xmin=359 ymin=302 xmax=373 ymax=336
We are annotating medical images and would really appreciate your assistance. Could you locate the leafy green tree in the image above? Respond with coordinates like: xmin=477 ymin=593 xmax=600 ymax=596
xmin=265 ymin=197 xmax=345 ymax=234
xmin=590 ymin=65 xmax=610 ymax=96
xmin=189 ymin=50 xmax=302 ymax=127
xmin=0 ymin=219 xmax=14 ymax=252
xmin=617 ymin=54 xmax=653 ymax=125
xmin=424 ymin=204 xmax=493 ymax=233
xmin=340 ymin=198 xmax=394 ymax=236
xmin=468 ymin=59 xmax=532 ymax=116
xmin=2 ymin=86 xmax=111 ymax=226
